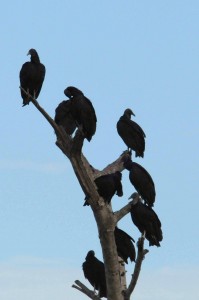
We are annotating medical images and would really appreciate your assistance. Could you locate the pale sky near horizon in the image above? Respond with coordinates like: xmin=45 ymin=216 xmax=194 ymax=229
xmin=0 ymin=1 xmax=199 ymax=299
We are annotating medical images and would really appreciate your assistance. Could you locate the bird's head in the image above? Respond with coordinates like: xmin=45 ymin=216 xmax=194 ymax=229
xmin=124 ymin=108 xmax=135 ymax=119
xmin=128 ymin=192 xmax=141 ymax=205
xmin=85 ymin=250 xmax=95 ymax=260
xmin=64 ymin=86 xmax=84 ymax=99
xmin=27 ymin=49 xmax=40 ymax=62
xmin=27 ymin=48 xmax=37 ymax=56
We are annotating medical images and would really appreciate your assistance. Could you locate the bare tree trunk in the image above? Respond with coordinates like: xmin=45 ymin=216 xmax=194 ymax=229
xmin=94 ymin=208 xmax=122 ymax=300
xmin=21 ymin=91 xmax=150 ymax=300
xmin=69 ymin=142 xmax=124 ymax=300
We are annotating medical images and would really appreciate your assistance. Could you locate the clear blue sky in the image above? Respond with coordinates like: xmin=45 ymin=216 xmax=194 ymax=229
xmin=0 ymin=1 xmax=199 ymax=299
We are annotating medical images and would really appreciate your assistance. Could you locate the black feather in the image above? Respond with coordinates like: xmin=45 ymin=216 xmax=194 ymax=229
xmin=64 ymin=86 xmax=97 ymax=141
xmin=129 ymin=193 xmax=163 ymax=247
xmin=19 ymin=49 xmax=45 ymax=106
xmin=117 ymin=109 xmax=145 ymax=157
xmin=124 ymin=158 xmax=156 ymax=207
xmin=82 ymin=250 xmax=107 ymax=298
xmin=114 ymin=227 xmax=136 ymax=263
xmin=84 ymin=171 xmax=123 ymax=206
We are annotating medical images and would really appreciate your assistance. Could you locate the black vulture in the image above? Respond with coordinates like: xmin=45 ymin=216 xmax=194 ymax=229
xmin=19 ymin=49 xmax=46 ymax=106
xmin=54 ymin=100 xmax=76 ymax=135
xmin=114 ymin=226 xmax=136 ymax=263
xmin=82 ymin=250 xmax=107 ymax=298
xmin=64 ymin=86 xmax=97 ymax=141
xmin=117 ymin=108 xmax=146 ymax=157
xmin=83 ymin=171 xmax=123 ymax=206
xmin=129 ymin=193 xmax=163 ymax=247
xmin=124 ymin=158 xmax=156 ymax=207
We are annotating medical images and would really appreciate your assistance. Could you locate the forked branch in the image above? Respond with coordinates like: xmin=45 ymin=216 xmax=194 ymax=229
xmin=72 ymin=280 xmax=101 ymax=300
xmin=19 ymin=88 xmax=131 ymax=176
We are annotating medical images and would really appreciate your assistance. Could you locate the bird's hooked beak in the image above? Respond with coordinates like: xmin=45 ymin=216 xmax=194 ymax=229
xmin=128 ymin=192 xmax=140 ymax=205
xmin=27 ymin=50 xmax=30 ymax=56
xmin=125 ymin=108 xmax=135 ymax=118
xmin=128 ymin=192 xmax=138 ymax=200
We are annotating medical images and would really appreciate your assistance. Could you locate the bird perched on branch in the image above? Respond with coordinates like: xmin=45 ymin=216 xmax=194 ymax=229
xmin=124 ymin=157 xmax=156 ymax=207
xmin=64 ymin=86 xmax=97 ymax=141
xmin=54 ymin=100 xmax=76 ymax=135
xmin=19 ymin=49 xmax=45 ymax=106
xmin=129 ymin=193 xmax=163 ymax=247
xmin=114 ymin=226 xmax=136 ymax=263
xmin=117 ymin=108 xmax=146 ymax=157
xmin=83 ymin=171 xmax=123 ymax=206
xmin=82 ymin=250 xmax=107 ymax=298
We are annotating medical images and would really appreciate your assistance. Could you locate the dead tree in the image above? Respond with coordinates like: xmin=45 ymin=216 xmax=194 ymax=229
xmin=20 ymin=88 xmax=151 ymax=300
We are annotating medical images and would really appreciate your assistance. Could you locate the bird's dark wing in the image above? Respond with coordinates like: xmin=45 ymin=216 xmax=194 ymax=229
xmin=114 ymin=227 xmax=136 ymax=263
xmin=129 ymin=119 xmax=146 ymax=137
xmin=125 ymin=119 xmax=146 ymax=137
xmin=130 ymin=162 xmax=156 ymax=207
xmin=20 ymin=61 xmax=45 ymax=105
xmin=70 ymin=95 xmax=97 ymax=141
xmin=55 ymin=101 xmax=70 ymax=122
xmin=54 ymin=100 xmax=76 ymax=135
xmin=20 ymin=62 xmax=33 ymax=88
xmin=35 ymin=63 xmax=45 ymax=96
xmin=139 ymin=204 xmax=162 ymax=228
xmin=84 ymin=96 xmax=97 ymax=123
xmin=115 ymin=227 xmax=135 ymax=243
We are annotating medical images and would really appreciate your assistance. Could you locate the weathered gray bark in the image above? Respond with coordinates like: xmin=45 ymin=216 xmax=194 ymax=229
xmin=21 ymin=89 xmax=149 ymax=300
xmin=123 ymin=237 xmax=149 ymax=300
xmin=72 ymin=280 xmax=101 ymax=300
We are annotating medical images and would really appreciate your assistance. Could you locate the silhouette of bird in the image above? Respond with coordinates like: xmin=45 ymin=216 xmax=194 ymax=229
xmin=64 ymin=86 xmax=97 ymax=141
xmin=82 ymin=250 xmax=107 ymax=298
xmin=114 ymin=226 xmax=136 ymax=263
xmin=117 ymin=108 xmax=146 ymax=157
xmin=129 ymin=193 xmax=163 ymax=247
xmin=54 ymin=100 xmax=76 ymax=135
xmin=124 ymin=158 xmax=156 ymax=207
xmin=84 ymin=171 xmax=123 ymax=206
xmin=20 ymin=49 xmax=45 ymax=106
